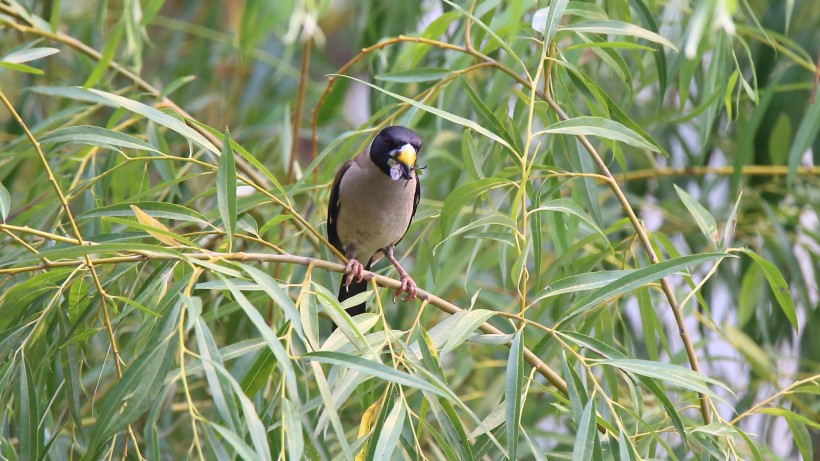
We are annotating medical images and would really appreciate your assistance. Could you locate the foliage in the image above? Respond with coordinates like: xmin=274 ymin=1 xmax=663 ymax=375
xmin=0 ymin=0 xmax=818 ymax=459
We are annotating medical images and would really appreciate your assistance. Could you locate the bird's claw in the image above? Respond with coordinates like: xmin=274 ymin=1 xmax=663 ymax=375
xmin=392 ymin=274 xmax=418 ymax=303
xmin=344 ymin=259 xmax=365 ymax=289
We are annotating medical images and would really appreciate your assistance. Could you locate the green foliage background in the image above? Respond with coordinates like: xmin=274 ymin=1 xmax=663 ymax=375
xmin=0 ymin=0 xmax=818 ymax=459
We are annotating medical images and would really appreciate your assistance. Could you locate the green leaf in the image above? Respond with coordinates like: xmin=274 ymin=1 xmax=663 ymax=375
xmin=1 ymin=46 xmax=59 ymax=64
xmin=376 ymin=67 xmax=453 ymax=83
xmin=333 ymin=74 xmax=515 ymax=153
xmin=372 ymin=399 xmax=406 ymax=460
xmin=598 ymin=359 xmax=731 ymax=399
xmin=302 ymin=351 xmax=447 ymax=398
xmin=528 ymin=198 xmax=609 ymax=245
xmin=572 ymin=398 xmax=596 ymax=461
xmin=16 ymin=358 xmax=42 ymax=461
xmin=787 ymin=98 xmax=820 ymax=185
xmin=441 ymin=309 xmax=495 ymax=353
xmin=737 ymin=248 xmax=798 ymax=331
xmin=758 ymin=407 xmax=820 ymax=429
xmin=217 ymin=128 xmax=237 ymax=252
xmin=504 ymin=331 xmax=524 ymax=461
xmin=77 ymin=201 xmax=210 ymax=226
xmin=0 ymin=181 xmax=9 ymax=223
xmin=85 ymin=88 xmax=220 ymax=154
xmin=531 ymin=0 xmax=569 ymax=45
xmin=561 ymin=20 xmax=678 ymax=51
xmin=282 ymin=399 xmax=305 ymax=461
xmin=84 ymin=22 xmax=124 ymax=88
xmin=39 ymin=125 xmax=160 ymax=153
xmin=221 ymin=277 xmax=299 ymax=398
xmin=538 ymin=116 xmax=660 ymax=152
xmin=562 ymin=253 xmax=727 ymax=321
xmin=461 ymin=129 xmax=484 ymax=180
xmin=673 ymin=184 xmax=719 ymax=249
xmin=439 ymin=178 xmax=512 ymax=235
xmin=89 ymin=331 xmax=178 ymax=453
xmin=434 ymin=214 xmax=517 ymax=255
xmin=536 ymin=270 xmax=633 ymax=301
xmin=241 ymin=265 xmax=304 ymax=342
xmin=0 ymin=61 xmax=43 ymax=74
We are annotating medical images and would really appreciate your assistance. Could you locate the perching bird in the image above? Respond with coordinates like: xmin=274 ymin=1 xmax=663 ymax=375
xmin=327 ymin=126 xmax=422 ymax=318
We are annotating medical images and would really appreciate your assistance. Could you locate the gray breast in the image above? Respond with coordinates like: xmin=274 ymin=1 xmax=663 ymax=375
xmin=335 ymin=159 xmax=416 ymax=260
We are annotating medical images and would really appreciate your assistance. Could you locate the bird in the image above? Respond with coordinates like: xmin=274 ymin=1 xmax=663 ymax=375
xmin=327 ymin=126 xmax=422 ymax=318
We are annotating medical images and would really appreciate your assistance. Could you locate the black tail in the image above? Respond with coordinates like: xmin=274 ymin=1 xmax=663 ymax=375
xmin=337 ymin=260 xmax=372 ymax=318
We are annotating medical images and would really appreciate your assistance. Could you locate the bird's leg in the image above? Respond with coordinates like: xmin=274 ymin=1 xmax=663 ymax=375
xmin=343 ymin=248 xmax=366 ymax=289
xmin=384 ymin=246 xmax=417 ymax=302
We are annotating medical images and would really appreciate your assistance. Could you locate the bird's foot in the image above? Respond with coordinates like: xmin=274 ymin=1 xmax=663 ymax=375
xmin=344 ymin=258 xmax=366 ymax=289
xmin=392 ymin=273 xmax=418 ymax=303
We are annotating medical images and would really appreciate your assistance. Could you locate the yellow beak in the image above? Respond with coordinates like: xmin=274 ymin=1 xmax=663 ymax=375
xmin=394 ymin=143 xmax=416 ymax=168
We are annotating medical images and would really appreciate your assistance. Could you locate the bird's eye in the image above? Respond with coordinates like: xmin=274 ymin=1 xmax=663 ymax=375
xmin=383 ymin=136 xmax=390 ymax=146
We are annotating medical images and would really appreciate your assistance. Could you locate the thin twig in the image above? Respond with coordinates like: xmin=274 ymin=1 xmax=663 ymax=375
xmin=0 ymin=88 xmax=144 ymax=457
xmin=0 ymin=249 xmax=568 ymax=394
xmin=287 ymin=38 xmax=312 ymax=183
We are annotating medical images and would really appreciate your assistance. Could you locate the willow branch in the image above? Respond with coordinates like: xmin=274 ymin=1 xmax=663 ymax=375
xmin=0 ymin=249 xmax=567 ymax=395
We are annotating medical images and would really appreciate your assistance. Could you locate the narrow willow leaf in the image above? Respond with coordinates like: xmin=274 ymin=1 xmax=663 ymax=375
xmin=758 ymin=407 xmax=820 ymax=429
xmin=439 ymin=178 xmax=511 ymax=235
xmin=307 ymin=361 xmax=354 ymax=456
xmin=221 ymin=277 xmax=299 ymax=398
xmin=536 ymin=270 xmax=633 ymax=301
xmin=460 ymin=77 xmax=518 ymax=152
xmin=302 ymin=351 xmax=447 ymax=398
xmin=111 ymin=295 xmax=160 ymax=317
xmin=1 ymin=46 xmax=59 ymax=64
xmin=17 ymin=358 xmax=42 ymax=461
xmin=0 ymin=181 xmax=9 ymax=222
xmin=599 ymin=359 xmax=730 ymax=399
xmin=674 ymin=184 xmax=718 ymax=248
xmin=84 ymin=23 xmax=124 ymax=88
xmin=217 ymin=128 xmax=237 ymax=252
xmin=538 ymin=116 xmax=660 ymax=152
xmin=193 ymin=311 xmax=242 ymax=433
xmin=562 ymin=253 xmax=727 ymax=321
xmin=529 ymin=198 xmax=609 ymax=245
xmin=199 ymin=357 xmax=272 ymax=461
xmin=737 ymin=248 xmax=798 ymax=331
xmin=441 ymin=309 xmax=495 ymax=353
xmin=333 ymin=74 xmax=514 ymax=153
xmin=130 ymin=204 xmax=179 ymax=246
xmin=434 ymin=214 xmax=517 ymax=255
xmin=504 ymin=331 xmax=524 ymax=461
xmin=208 ymin=422 xmax=261 ymax=461
xmin=572 ymin=398 xmax=596 ymax=461
xmin=241 ymin=265 xmax=304 ymax=342
xmin=722 ymin=191 xmax=743 ymax=251
xmin=282 ymin=399 xmax=305 ymax=461
xmin=0 ymin=61 xmax=42 ymax=74
xmin=531 ymin=0 xmax=569 ymax=46
xmin=618 ymin=430 xmax=637 ymax=461
xmin=375 ymin=67 xmax=452 ymax=83
xmin=39 ymin=125 xmax=160 ymax=152
xmin=78 ymin=202 xmax=209 ymax=226
xmin=561 ymin=20 xmax=678 ymax=50
xmin=89 ymin=334 xmax=177 ymax=454
xmin=787 ymin=98 xmax=820 ymax=185
xmin=372 ymin=399 xmax=406 ymax=460
xmin=786 ymin=418 xmax=813 ymax=461
xmin=461 ymin=129 xmax=484 ymax=180
xmin=86 ymin=88 xmax=219 ymax=154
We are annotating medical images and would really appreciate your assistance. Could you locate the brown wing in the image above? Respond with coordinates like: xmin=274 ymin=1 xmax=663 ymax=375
xmin=327 ymin=159 xmax=353 ymax=254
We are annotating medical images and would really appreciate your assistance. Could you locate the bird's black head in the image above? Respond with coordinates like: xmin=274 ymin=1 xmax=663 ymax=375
xmin=369 ymin=126 xmax=422 ymax=181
